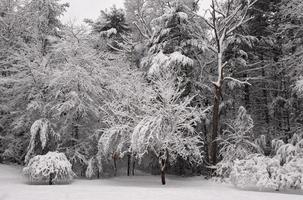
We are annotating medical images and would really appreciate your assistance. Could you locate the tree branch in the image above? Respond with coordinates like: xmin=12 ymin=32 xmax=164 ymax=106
xmin=224 ymin=77 xmax=251 ymax=85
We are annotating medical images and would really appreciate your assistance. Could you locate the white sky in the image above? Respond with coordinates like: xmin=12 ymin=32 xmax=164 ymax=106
xmin=60 ymin=0 xmax=212 ymax=24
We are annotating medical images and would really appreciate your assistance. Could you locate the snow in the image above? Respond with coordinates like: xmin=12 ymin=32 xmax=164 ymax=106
xmin=100 ymin=28 xmax=117 ymax=37
xmin=1 ymin=164 xmax=303 ymax=200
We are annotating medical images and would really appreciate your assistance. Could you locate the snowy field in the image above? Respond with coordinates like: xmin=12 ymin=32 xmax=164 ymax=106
xmin=0 ymin=164 xmax=302 ymax=200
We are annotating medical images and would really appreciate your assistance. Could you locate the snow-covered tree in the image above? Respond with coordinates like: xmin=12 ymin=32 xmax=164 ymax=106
xmin=43 ymin=25 xmax=107 ymax=175
xmin=24 ymin=118 xmax=60 ymax=164
xmin=0 ymin=0 xmax=68 ymax=163
xmin=44 ymin=23 xmax=150 ymax=177
xmin=124 ymin=0 xmax=199 ymax=40
xmin=203 ymin=0 xmax=257 ymax=165
xmin=95 ymin=52 xmax=154 ymax=177
xmin=141 ymin=0 xmax=207 ymax=88
xmin=87 ymin=5 xmax=129 ymax=37
xmin=85 ymin=5 xmax=130 ymax=52
xmin=23 ymin=151 xmax=74 ymax=185
xmin=130 ymin=73 xmax=204 ymax=184
xmin=22 ymin=0 xmax=69 ymax=55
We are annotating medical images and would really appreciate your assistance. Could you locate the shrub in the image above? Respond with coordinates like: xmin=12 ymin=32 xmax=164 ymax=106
xmin=230 ymin=137 xmax=303 ymax=190
xmin=23 ymin=152 xmax=75 ymax=185
xmin=216 ymin=106 xmax=260 ymax=178
xmin=230 ymin=154 xmax=280 ymax=189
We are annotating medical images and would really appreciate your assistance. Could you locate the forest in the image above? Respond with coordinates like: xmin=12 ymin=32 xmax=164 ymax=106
xmin=0 ymin=0 xmax=303 ymax=195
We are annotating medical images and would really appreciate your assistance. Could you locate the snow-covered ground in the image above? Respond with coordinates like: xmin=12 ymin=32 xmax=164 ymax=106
xmin=0 ymin=164 xmax=302 ymax=200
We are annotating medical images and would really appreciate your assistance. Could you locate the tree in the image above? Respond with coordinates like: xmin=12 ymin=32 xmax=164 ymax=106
xmin=204 ymin=0 xmax=257 ymax=165
xmin=45 ymin=23 xmax=151 ymax=177
xmin=43 ymin=25 xmax=108 ymax=175
xmin=279 ymin=0 xmax=303 ymax=96
xmin=141 ymin=1 xmax=207 ymax=94
xmin=130 ymin=73 xmax=204 ymax=185
xmin=21 ymin=0 xmax=69 ymax=55
xmin=0 ymin=0 xmax=68 ymax=163
xmin=95 ymin=49 xmax=155 ymax=177
xmin=85 ymin=5 xmax=130 ymax=49
xmin=124 ymin=0 xmax=199 ymax=40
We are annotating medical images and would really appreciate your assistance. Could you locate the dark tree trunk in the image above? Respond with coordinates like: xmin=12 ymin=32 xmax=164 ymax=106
xmin=49 ymin=173 xmax=54 ymax=185
xmin=161 ymin=168 xmax=166 ymax=185
xmin=261 ymin=68 xmax=270 ymax=125
xmin=113 ymin=158 xmax=117 ymax=176
xmin=160 ymin=159 xmax=166 ymax=185
xmin=127 ymin=153 xmax=131 ymax=176
xmin=159 ymin=149 xmax=168 ymax=185
xmin=132 ymin=156 xmax=135 ymax=176
xmin=210 ymin=85 xmax=221 ymax=165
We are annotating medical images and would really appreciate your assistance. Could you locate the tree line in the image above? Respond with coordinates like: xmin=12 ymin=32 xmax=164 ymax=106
xmin=0 ymin=0 xmax=303 ymax=187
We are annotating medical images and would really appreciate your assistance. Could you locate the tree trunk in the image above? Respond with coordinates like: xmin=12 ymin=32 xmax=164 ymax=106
xmin=210 ymin=85 xmax=221 ymax=165
xmin=127 ymin=153 xmax=131 ymax=176
xmin=49 ymin=173 xmax=54 ymax=185
xmin=159 ymin=149 xmax=168 ymax=185
xmin=132 ymin=156 xmax=135 ymax=176
xmin=113 ymin=158 xmax=117 ymax=176
xmin=160 ymin=158 xmax=166 ymax=185
xmin=261 ymin=68 xmax=270 ymax=125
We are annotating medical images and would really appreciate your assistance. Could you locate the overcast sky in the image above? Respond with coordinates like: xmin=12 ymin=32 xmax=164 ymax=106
xmin=60 ymin=0 xmax=212 ymax=24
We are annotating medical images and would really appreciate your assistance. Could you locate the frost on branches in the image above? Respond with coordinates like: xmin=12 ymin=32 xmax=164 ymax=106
xmin=25 ymin=119 xmax=60 ymax=164
xmin=230 ymin=133 xmax=303 ymax=191
xmin=23 ymin=152 xmax=75 ymax=185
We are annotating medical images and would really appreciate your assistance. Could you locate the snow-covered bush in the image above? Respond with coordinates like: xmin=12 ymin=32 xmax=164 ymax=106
xmin=230 ymin=135 xmax=303 ymax=190
xmin=25 ymin=119 xmax=60 ymax=164
xmin=230 ymin=154 xmax=280 ymax=189
xmin=216 ymin=107 xmax=260 ymax=177
xmin=23 ymin=152 xmax=74 ymax=184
